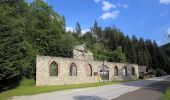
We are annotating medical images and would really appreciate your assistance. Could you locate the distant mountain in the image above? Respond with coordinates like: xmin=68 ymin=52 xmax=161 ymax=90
xmin=160 ymin=43 xmax=170 ymax=57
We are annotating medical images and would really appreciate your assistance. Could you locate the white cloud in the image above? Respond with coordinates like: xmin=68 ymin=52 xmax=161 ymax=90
xmin=156 ymin=41 xmax=162 ymax=46
xmin=94 ymin=0 xmax=101 ymax=3
xmin=118 ymin=3 xmax=129 ymax=8
xmin=82 ymin=29 xmax=90 ymax=34
xmin=99 ymin=10 xmax=119 ymax=20
xmin=66 ymin=26 xmax=74 ymax=32
xmin=160 ymin=0 xmax=170 ymax=4
xmin=26 ymin=0 xmax=47 ymax=3
xmin=66 ymin=26 xmax=89 ymax=35
xmin=167 ymin=28 xmax=170 ymax=36
xmin=102 ymin=1 xmax=116 ymax=11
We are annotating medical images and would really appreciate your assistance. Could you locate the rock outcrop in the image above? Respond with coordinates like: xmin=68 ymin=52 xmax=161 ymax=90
xmin=73 ymin=44 xmax=93 ymax=61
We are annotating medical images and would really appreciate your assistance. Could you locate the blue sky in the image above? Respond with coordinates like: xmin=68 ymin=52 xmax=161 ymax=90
xmin=37 ymin=0 xmax=170 ymax=45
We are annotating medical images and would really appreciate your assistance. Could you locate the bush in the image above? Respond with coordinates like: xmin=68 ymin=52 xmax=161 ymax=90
xmin=139 ymin=72 xmax=144 ymax=79
xmin=155 ymin=69 xmax=165 ymax=77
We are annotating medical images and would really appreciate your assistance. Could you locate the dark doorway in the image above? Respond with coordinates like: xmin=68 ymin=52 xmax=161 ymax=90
xmin=99 ymin=65 xmax=109 ymax=82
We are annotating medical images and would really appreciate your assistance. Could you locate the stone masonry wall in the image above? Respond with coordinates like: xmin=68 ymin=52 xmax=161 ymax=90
xmin=36 ymin=55 xmax=139 ymax=86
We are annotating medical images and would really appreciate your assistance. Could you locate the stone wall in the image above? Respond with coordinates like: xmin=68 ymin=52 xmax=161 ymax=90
xmin=36 ymin=55 xmax=139 ymax=86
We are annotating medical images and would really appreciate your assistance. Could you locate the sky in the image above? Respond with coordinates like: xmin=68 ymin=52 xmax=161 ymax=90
xmin=33 ymin=0 xmax=170 ymax=46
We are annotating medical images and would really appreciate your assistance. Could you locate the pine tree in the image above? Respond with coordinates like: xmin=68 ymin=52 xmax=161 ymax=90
xmin=75 ymin=22 xmax=81 ymax=36
xmin=0 ymin=2 xmax=25 ymax=90
xmin=91 ymin=21 xmax=102 ymax=41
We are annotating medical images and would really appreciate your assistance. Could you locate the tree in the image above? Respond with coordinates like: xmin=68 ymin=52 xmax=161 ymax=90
xmin=91 ymin=21 xmax=102 ymax=41
xmin=132 ymin=35 xmax=138 ymax=47
xmin=0 ymin=0 xmax=74 ymax=91
xmin=62 ymin=15 xmax=66 ymax=30
xmin=0 ymin=1 xmax=26 ymax=90
xmin=75 ymin=22 xmax=81 ymax=36
xmin=112 ymin=46 xmax=126 ymax=63
xmin=1 ymin=0 xmax=170 ymax=92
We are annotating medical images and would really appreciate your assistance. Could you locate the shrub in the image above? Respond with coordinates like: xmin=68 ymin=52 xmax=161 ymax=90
xmin=139 ymin=72 xmax=144 ymax=79
xmin=155 ymin=69 xmax=165 ymax=77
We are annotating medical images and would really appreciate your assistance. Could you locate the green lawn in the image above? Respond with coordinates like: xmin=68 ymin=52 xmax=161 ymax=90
xmin=162 ymin=87 xmax=170 ymax=100
xmin=0 ymin=79 xmax=134 ymax=100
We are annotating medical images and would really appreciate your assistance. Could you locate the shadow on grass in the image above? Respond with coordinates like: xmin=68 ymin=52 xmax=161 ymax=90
xmin=0 ymin=77 xmax=20 ymax=93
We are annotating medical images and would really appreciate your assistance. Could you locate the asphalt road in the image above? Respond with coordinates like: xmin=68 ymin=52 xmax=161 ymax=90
xmin=113 ymin=77 xmax=170 ymax=100
xmin=11 ymin=76 xmax=169 ymax=100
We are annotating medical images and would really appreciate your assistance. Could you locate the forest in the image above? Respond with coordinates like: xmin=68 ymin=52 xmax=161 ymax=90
xmin=161 ymin=43 xmax=170 ymax=58
xmin=0 ymin=0 xmax=170 ymax=91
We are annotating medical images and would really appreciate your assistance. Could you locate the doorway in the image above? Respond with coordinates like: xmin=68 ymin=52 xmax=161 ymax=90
xmin=99 ymin=65 xmax=109 ymax=82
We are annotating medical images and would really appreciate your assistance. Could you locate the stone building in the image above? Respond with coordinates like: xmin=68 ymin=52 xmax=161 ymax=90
xmin=36 ymin=44 xmax=139 ymax=86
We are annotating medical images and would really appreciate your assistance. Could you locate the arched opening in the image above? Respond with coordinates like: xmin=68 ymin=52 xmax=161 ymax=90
xmin=131 ymin=67 xmax=135 ymax=76
xmin=114 ymin=66 xmax=118 ymax=76
xmin=87 ymin=64 xmax=92 ymax=76
xmin=99 ymin=65 xmax=109 ymax=81
xmin=123 ymin=67 xmax=128 ymax=76
xmin=49 ymin=61 xmax=58 ymax=76
xmin=70 ymin=63 xmax=77 ymax=76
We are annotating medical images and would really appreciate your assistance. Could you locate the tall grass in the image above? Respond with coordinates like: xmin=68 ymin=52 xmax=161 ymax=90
xmin=162 ymin=87 xmax=170 ymax=100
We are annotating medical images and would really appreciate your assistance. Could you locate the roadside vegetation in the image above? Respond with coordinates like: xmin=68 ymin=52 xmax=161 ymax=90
xmin=1 ymin=0 xmax=170 ymax=94
xmin=139 ymin=68 xmax=166 ymax=79
xmin=0 ymin=79 xmax=134 ymax=100
xmin=162 ymin=87 xmax=170 ymax=100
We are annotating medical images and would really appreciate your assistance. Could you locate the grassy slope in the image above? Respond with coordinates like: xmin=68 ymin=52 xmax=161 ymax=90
xmin=0 ymin=79 xmax=132 ymax=100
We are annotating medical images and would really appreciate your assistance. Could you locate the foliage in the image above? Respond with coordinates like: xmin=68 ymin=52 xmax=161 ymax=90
xmin=162 ymin=87 xmax=170 ymax=100
xmin=0 ymin=1 xmax=26 ymax=91
xmin=75 ymin=22 xmax=81 ymax=36
xmin=155 ymin=69 xmax=166 ymax=77
xmin=139 ymin=72 xmax=144 ymax=79
xmin=112 ymin=46 xmax=126 ymax=63
xmin=1 ymin=0 xmax=170 ymax=92
xmin=90 ymin=20 xmax=102 ymax=41
xmin=0 ymin=0 xmax=78 ymax=91
xmin=161 ymin=43 xmax=170 ymax=58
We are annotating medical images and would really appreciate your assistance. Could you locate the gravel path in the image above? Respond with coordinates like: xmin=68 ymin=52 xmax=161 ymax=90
xmin=11 ymin=76 xmax=169 ymax=100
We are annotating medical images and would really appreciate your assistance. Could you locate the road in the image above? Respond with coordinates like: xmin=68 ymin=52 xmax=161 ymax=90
xmin=113 ymin=77 xmax=170 ymax=100
xmin=11 ymin=76 xmax=169 ymax=100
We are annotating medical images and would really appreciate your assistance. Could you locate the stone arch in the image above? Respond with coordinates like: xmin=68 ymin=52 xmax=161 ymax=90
xmin=70 ymin=62 xmax=77 ymax=76
xmin=114 ymin=66 xmax=118 ymax=76
xmin=99 ymin=65 xmax=109 ymax=81
xmin=123 ymin=67 xmax=128 ymax=76
xmin=131 ymin=67 xmax=135 ymax=76
xmin=49 ymin=61 xmax=58 ymax=76
xmin=86 ymin=64 xmax=92 ymax=76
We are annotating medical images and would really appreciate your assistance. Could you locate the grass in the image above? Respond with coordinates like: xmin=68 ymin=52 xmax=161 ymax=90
xmin=162 ymin=87 xmax=170 ymax=100
xmin=0 ymin=79 xmax=136 ymax=100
